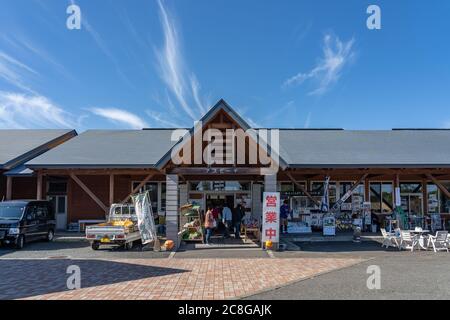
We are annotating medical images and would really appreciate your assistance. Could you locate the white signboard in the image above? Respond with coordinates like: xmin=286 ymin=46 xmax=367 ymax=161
xmin=262 ymin=192 xmax=280 ymax=243
xmin=323 ymin=214 xmax=336 ymax=236
xmin=395 ymin=187 xmax=401 ymax=207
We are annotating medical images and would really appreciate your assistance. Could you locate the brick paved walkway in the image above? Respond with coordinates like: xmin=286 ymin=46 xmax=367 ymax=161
xmin=0 ymin=257 xmax=364 ymax=300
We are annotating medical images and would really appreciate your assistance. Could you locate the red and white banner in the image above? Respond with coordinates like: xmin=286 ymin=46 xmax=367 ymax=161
xmin=262 ymin=192 xmax=280 ymax=243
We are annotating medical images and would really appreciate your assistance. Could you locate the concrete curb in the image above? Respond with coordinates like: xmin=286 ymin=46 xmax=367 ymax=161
xmin=54 ymin=237 xmax=87 ymax=243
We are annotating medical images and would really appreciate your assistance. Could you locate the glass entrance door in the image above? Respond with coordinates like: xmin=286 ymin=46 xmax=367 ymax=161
xmin=48 ymin=195 xmax=68 ymax=230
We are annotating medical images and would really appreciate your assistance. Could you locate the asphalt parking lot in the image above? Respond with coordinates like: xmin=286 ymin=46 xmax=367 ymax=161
xmin=2 ymin=238 xmax=450 ymax=300
xmin=246 ymin=243 xmax=450 ymax=300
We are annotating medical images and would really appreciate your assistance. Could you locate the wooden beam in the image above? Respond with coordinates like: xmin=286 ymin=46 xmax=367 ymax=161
xmin=427 ymin=174 xmax=450 ymax=198
xmin=422 ymin=178 xmax=428 ymax=215
xmin=109 ymin=174 xmax=114 ymax=205
xmin=6 ymin=176 xmax=12 ymax=200
xmin=364 ymin=177 xmax=370 ymax=202
xmin=36 ymin=171 xmax=43 ymax=200
xmin=121 ymin=173 xmax=155 ymax=204
xmin=70 ymin=173 xmax=108 ymax=212
xmin=285 ymin=171 xmax=320 ymax=207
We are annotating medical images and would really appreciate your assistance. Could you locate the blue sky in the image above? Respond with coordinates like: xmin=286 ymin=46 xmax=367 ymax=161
xmin=0 ymin=0 xmax=449 ymax=130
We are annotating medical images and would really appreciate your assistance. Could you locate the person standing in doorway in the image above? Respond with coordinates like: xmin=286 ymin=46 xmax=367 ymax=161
xmin=222 ymin=204 xmax=233 ymax=239
xmin=233 ymin=202 xmax=245 ymax=239
xmin=280 ymin=199 xmax=291 ymax=234
xmin=204 ymin=207 xmax=215 ymax=245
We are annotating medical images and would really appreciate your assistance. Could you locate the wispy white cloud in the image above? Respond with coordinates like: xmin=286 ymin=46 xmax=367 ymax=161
xmin=304 ymin=111 xmax=312 ymax=128
xmin=146 ymin=109 xmax=184 ymax=128
xmin=155 ymin=0 xmax=208 ymax=120
xmin=1 ymin=35 xmax=74 ymax=81
xmin=283 ymin=33 xmax=355 ymax=95
xmin=0 ymin=51 xmax=38 ymax=93
xmin=246 ymin=117 xmax=261 ymax=128
xmin=89 ymin=107 xmax=148 ymax=129
xmin=0 ymin=91 xmax=77 ymax=129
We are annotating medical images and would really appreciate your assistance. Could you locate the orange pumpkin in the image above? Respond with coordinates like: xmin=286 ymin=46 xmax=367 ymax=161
xmin=164 ymin=240 xmax=175 ymax=251
xmin=265 ymin=240 xmax=273 ymax=250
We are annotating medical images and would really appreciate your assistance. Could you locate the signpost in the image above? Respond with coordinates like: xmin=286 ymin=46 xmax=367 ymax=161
xmin=262 ymin=192 xmax=280 ymax=248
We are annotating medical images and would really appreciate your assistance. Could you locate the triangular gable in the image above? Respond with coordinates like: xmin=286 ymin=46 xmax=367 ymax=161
xmin=155 ymin=99 xmax=287 ymax=170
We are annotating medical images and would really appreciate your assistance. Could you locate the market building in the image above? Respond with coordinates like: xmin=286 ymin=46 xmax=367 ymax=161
xmin=0 ymin=130 xmax=77 ymax=206
xmin=16 ymin=99 xmax=450 ymax=245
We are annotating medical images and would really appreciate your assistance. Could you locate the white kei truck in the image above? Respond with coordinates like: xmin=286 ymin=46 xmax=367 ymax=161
xmin=85 ymin=204 xmax=141 ymax=250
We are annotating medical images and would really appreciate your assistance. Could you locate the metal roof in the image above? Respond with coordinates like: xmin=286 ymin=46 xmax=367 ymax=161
xmin=0 ymin=129 xmax=76 ymax=169
xmin=279 ymin=129 xmax=450 ymax=168
xmin=21 ymin=100 xmax=450 ymax=170
xmin=27 ymin=129 xmax=178 ymax=168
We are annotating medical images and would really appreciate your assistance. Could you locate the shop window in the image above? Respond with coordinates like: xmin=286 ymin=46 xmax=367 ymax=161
xmin=427 ymin=184 xmax=440 ymax=213
xmin=400 ymin=183 xmax=422 ymax=193
xmin=48 ymin=182 xmax=67 ymax=195
xmin=370 ymin=182 xmax=393 ymax=213
xmin=280 ymin=183 xmax=294 ymax=192
xmin=311 ymin=181 xmax=336 ymax=208
xmin=132 ymin=182 xmax=158 ymax=213
xmin=338 ymin=182 xmax=364 ymax=211
xmin=439 ymin=182 xmax=450 ymax=213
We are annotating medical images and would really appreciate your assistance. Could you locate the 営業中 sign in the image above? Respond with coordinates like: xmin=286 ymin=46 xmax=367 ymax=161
xmin=262 ymin=192 xmax=280 ymax=243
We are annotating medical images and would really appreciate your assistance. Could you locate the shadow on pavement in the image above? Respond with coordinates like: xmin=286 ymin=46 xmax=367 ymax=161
xmin=0 ymin=241 xmax=89 ymax=256
xmin=0 ymin=258 xmax=187 ymax=300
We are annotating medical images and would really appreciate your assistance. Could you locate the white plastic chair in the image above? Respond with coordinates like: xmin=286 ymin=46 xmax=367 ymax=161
xmin=380 ymin=228 xmax=399 ymax=248
xmin=399 ymin=230 xmax=418 ymax=252
xmin=427 ymin=231 xmax=449 ymax=253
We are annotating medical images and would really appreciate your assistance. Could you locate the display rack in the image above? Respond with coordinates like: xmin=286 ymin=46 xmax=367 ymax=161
xmin=179 ymin=203 xmax=204 ymax=242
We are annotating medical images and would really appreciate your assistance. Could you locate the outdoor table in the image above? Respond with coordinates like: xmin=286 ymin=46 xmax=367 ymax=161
xmin=409 ymin=230 xmax=430 ymax=250
xmin=241 ymin=225 xmax=260 ymax=244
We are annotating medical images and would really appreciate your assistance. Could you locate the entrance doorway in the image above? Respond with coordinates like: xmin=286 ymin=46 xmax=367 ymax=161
xmin=48 ymin=195 xmax=68 ymax=230
xmin=205 ymin=194 xmax=234 ymax=211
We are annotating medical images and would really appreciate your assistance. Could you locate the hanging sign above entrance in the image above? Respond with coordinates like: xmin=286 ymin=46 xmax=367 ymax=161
xmin=262 ymin=192 xmax=280 ymax=243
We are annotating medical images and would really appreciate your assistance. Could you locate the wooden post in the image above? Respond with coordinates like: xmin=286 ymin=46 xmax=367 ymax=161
xmin=109 ymin=174 xmax=114 ymax=206
xmin=6 ymin=176 xmax=12 ymax=200
xmin=364 ymin=177 xmax=370 ymax=202
xmin=36 ymin=171 xmax=43 ymax=200
xmin=422 ymin=178 xmax=428 ymax=216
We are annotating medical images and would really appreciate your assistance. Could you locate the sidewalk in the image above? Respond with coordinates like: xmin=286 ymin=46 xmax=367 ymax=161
xmin=1 ymin=257 xmax=365 ymax=300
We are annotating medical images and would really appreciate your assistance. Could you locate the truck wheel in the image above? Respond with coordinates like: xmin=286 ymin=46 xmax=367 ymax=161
xmin=15 ymin=235 xmax=25 ymax=250
xmin=46 ymin=230 xmax=55 ymax=242
xmin=91 ymin=242 xmax=100 ymax=250
xmin=125 ymin=241 xmax=133 ymax=250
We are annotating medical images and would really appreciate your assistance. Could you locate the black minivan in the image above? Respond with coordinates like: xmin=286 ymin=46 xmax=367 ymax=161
xmin=0 ymin=200 xmax=56 ymax=249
